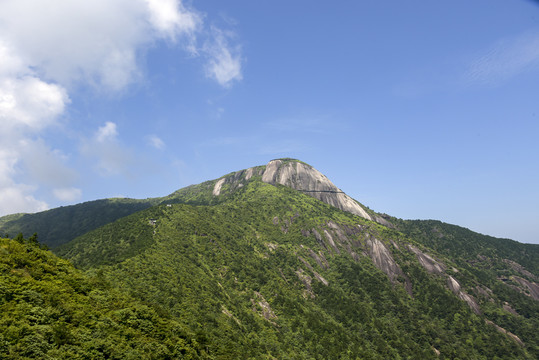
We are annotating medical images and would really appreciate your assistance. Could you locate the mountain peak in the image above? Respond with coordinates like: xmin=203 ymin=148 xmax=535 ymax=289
xmin=259 ymin=159 xmax=373 ymax=220
xmin=209 ymin=158 xmax=373 ymax=220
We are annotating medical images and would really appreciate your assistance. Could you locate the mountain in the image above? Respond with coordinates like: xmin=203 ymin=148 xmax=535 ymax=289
xmin=0 ymin=158 xmax=383 ymax=249
xmin=1 ymin=158 xmax=538 ymax=359
xmin=0 ymin=198 xmax=158 ymax=248
xmin=0 ymin=235 xmax=199 ymax=359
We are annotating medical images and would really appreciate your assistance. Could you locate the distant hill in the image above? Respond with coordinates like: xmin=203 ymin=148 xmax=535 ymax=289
xmin=0 ymin=198 xmax=157 ymax=248
xmin=1 ymin=159 xmax=538 ymax=358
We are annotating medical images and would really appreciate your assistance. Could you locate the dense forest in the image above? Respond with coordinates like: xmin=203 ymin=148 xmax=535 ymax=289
xmin=1 ymin=160 xmax=538 ymax=359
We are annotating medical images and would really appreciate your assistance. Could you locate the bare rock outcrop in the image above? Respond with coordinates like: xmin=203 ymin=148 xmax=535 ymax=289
xmin=503 ymin=302 xmax=519 ymax=316
xmin=311 ymin=229 xmax=327 ymax=249
xmin=261 ymin=159 xmax=372 ymax=220
xmin=298 ymin=254 xmax=329 ymax=286
xmin=222 ymin=306 xmax=242 ymax=325
xmin=295 ymin=268 xmax=315 ymax=299
xmin=473 ymin=285 xmax=493 ymax=300
xmin=408 ymin=245 xmax=446 ymax=275
xmin=212 ymin=159 xmax=393 ymax=227
xmin=251 ymin=291 xmax=277 ymax=323
xmin=364 ymin=237 xmax=412 ymax=295
xmin=212 ymin=166 xmax=264 ymax=197
xmin=447 ymin=276 xmax=481 ymax=314
xmin=503 ymin=259 xmax=537 ymax=281
xmin=499 ymin=275 xmax=539 ymax=301
xmin=511 ymin=276 xmax=539 ymax=301
xmin=323 ymin=229 xmax=340 ymax=254
xmin=485 ymin=319 xmax=524 ymax=346
xmin=366 ymin=238 xmax=402 ymax=282
xmin=302 ymin=246 xmax=329 ymax=269
xmin=212 ymin=178 xmax=226 ymax=196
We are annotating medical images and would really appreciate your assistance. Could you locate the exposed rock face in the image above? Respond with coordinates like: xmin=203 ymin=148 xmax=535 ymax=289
xmin=366 ymin=238 xmax=401 ymax=281
xmin=485 ymin=319 xmax=524 ymax=346
xmin=311 ymin=229 xmax=327 ymax=249
xmin=323 ymin=229 xmax=340 ymax=254
xmin=244 ymin=167 xmax=255 ymax=180
xmin=408 ymin=245 xmax=446 ymax=275
xmin=365 ymin=237 xmax=412 ymax=295
xmin=295 ymin=268 xmax=315 ymax=299
xmin=503 ymin=303 xmax=519 ymax=316
xmin=212 ymin=178 xmax=226 ymax=196
xmin=309 ymin=249 xmax=329 ymax=269
xmin=474 ymin=285 xmax=493 ymax=300
xmin=261 ymin=159 xmax=372 ymax=220
xmin=499 ymin=275 xmax=539 ymax=301
xmin=503 ymin=259 xmax=537 ymax=281
xmin=212 ymin=166 xmax=265 ymax=196
xmin=212 ymin=159 xmax=379 ymax=223
xmin=447 ymin=276 xmax=481 ymax=314
xmin=511 ymin=276 xmax=539 ymax=301
xmin=251 ymin=291 xmax=277 ymax=323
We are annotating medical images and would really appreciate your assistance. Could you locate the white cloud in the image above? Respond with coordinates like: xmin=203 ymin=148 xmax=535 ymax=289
xmin=0 ymin=76 xmax=68 ymax=131
xmin=147 ymin=135 xmax=166 ymax=150
xmin=0 ymin=135 xmax=80 ymax=214
xmin=0 ymin=0 xmax=243 ymax=215
xmin=465 ymin=30 xmax=539 ymax=86
xmin=204 ymin=28 xmax=243 ymax=87
xmin=81 ymin=122 xmax=134 ymax=177
xmin=0 ymin=184 xmax=48 ymax=215
xmin=145 ymin=0 xmax=201 ymax=41
xmin=0 ymin=146 xmax=49 ymax=214
xmin=0 ymin=0 xmax=239 ymax=92
xmin=53 ymin=187 xmax=82 ymax=202
xmin=0 ymin=0 xmax=202 ymax=91
xmin=96 ymin=122 xmax=119 ymax=143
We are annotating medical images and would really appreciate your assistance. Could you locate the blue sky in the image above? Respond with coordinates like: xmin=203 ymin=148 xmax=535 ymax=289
xmin=1 ymin=0 xmax=538 ymax=244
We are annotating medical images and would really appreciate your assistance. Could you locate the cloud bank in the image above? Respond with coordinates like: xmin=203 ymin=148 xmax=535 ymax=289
xmin=0 ymin=0 xmax=243 ymax=215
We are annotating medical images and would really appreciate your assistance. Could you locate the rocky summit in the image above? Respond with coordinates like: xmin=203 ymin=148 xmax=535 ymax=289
xmin=212 ymin=158 xmax=373 ymax=220
xmin=1 ymin=159 xmax=538 ymax=359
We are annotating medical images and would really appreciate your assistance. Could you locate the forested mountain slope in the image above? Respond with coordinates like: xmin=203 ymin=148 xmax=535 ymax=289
xmin=0 ymin=235 xmax=200 ymax=359
xmin=0 ymin=198 xmax=157 ymax=248
xmin=0 ymin=158 xmax=380 ymax=249
xmin=1 ymin=159 xmax=538 ymax=359
xmin=57 ymin=179 xmax=537 ymax=359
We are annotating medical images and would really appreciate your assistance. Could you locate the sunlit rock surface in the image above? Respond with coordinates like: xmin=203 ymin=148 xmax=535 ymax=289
xmin=261 ymin=159 xmax=372 ymax=220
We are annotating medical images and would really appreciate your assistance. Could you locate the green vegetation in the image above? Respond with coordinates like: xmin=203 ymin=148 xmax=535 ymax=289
xmin=1 ymin=161 xmax=538 ymax=359
xmin=0 ymin=235 xmax=201 ymax=359
xmin=54 ymin=181 xmax=537 ymax=358
xmin=396 ymin=219 xmax=539 ymax=355
xmin=396 ymin=219 xmax=538 ymax=273
xmin=0 ymin=198 xmax=157 ymax=249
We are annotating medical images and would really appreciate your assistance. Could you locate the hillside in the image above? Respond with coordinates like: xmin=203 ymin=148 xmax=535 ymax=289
xmin=1 ymin=159 xmax=538 ymax=359
xmin=0 ymin=159 xmax=380 ymax=249
xmin=0 ymin=198 xmax=157 ymax=248
xmin=0 ymin=235 xmax=201 ymax=359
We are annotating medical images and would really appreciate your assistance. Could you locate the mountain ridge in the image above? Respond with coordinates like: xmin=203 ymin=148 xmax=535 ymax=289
xmin=1 ymin=158 xmax=538 ymax=358
xmin=0 ymin=159 xmax=382 ymax=248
